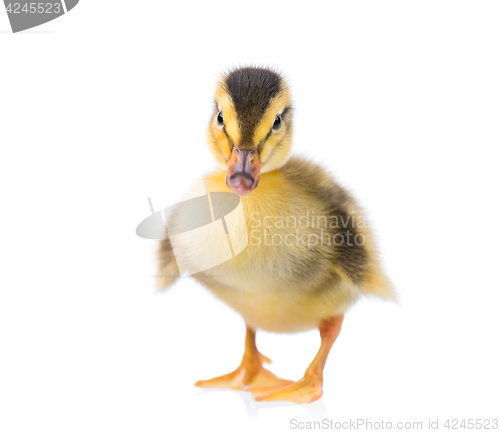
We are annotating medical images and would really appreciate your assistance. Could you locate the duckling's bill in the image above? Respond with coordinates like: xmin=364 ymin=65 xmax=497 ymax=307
xmin=225 ymin=147 xmax=261 ymax=196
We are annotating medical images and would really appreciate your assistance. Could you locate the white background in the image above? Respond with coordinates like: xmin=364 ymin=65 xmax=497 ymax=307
xmin=1 ymin=1 xmax=499 ymax=432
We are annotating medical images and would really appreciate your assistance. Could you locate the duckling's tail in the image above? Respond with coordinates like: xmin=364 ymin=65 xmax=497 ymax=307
xmin=156 ymin=237 xmax=180 ymax=291
xmin=362 ymin=269 xmax=399 ymax=303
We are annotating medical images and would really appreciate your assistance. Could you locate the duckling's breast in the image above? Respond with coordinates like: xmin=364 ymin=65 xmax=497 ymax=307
xmin=187 ymin=167 xmax=364 ymax=332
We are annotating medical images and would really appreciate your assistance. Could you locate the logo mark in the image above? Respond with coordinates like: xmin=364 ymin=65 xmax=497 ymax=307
xmin=137 ymin=182 xmax=248 ymax=276
xmin=3 ymin=1 xmax=79 ymax=33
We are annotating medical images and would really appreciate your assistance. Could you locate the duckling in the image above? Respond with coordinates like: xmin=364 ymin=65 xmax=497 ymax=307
xmin=157 ymin=66 xmax=395 ymax=404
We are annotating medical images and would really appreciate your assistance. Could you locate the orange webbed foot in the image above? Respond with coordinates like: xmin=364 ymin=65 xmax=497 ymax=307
xmin=195 ymin=351 xmax=292 ymax=391
xmin=253 ymin=373 xmax=323 ymax=404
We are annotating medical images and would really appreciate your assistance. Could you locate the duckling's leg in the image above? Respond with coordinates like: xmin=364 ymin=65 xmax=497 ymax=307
xmin=253 ymin=315 xmax=344 ymax=404
xmin=194 ymin=325 xmax=293 ymax=391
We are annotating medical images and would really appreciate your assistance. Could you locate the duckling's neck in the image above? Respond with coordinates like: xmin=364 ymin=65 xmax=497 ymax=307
xmin=204 ymin=168 xmax=288 ymax=202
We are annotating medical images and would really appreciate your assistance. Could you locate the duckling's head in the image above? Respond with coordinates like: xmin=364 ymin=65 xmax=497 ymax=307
xmin=207 ymin=67 xmax=293 ymax=197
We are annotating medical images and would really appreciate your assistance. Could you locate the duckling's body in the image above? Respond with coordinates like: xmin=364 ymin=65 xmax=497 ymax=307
xmin=157 ymin=67 xmax=394 ymax=403
xmin=195 ymin=158 xmax=393 ymax=333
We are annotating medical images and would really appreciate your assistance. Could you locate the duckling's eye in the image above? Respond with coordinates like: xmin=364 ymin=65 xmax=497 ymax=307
xmin=217 ymin=111 xmax=224 ymax=126
xmin=272 ymin=114 xmax=282 ymax=131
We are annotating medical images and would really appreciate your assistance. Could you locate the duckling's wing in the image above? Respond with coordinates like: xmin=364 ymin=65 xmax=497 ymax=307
xmin=157 ymin=235 xmax=180 ymax=290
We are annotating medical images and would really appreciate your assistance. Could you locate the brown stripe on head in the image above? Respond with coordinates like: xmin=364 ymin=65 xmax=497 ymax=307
xmin=223 ymin=67 xmax=282 ymax=149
